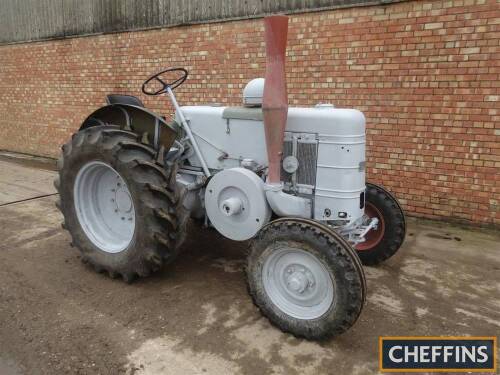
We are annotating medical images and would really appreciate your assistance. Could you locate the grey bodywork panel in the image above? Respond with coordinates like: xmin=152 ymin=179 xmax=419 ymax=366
xmin=80 ymin=104 xmax=177 ymax=150
xmin=222 ymin=106 xmax=263 ymax=121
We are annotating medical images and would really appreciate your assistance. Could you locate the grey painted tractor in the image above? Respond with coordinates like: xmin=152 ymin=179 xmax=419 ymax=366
xmin=55 ymin=16 xmax=405 ymax=339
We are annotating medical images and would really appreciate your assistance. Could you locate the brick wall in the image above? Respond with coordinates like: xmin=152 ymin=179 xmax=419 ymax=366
xmin=0 ymin=0 xmax=498 ymax=226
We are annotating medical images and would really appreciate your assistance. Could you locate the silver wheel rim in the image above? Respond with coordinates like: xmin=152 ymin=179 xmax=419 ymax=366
xmin=262 ymin=245 xmax=335 ymax=320
xmin=74 ymin=161 xmax=135 ymax=253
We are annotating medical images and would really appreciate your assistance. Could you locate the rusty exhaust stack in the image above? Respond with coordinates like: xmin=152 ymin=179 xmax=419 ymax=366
xmin=262 ymin=15 xmax=288 ymax=184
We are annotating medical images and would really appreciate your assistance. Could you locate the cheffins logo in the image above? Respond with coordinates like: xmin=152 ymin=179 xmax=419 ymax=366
xmin=379 ymin=336 xmax=497 ymax=372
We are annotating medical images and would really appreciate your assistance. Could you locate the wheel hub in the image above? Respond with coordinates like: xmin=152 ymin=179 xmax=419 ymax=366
xmin=74 ymin=161 xmax=135 ymax=254
xmin=115 ymin=187 xmax=133 ymax=214
xmin=262 ymin=246 xmax=335 ymax=320
xmin=287 ymin=271 xmax=307 ymax=294
xmin=285 ymin=266 xmax=314 ymax=295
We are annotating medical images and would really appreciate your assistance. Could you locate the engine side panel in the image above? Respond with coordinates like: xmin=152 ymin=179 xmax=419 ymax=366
xmin=179 ymin=105 xmax=366 ymax=222
xmin=314 ymin=132 xmax=365 ymax=222
xmin=286 ymin=107 xmax=366 ymax=222
xmin=178 ymin=106 xmax=268 ymax=170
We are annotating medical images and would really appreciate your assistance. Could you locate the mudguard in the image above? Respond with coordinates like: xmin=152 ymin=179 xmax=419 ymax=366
xmin=80 ymin=104 xmax=178 ymax=150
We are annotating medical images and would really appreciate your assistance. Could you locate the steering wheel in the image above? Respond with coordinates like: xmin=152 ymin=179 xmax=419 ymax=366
xmin=142 ymin=67 xmax=188 ymax=96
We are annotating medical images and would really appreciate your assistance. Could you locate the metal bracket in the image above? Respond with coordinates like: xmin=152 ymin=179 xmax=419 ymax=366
xmin=166 ymin=87 xmax=211 ymax=177
xmin=333 ymin=216 xmax=379 ymax=246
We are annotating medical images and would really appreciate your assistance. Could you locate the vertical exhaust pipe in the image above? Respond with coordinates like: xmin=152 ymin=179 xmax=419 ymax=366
xmin=262 ymin=15 xmax=288 ymax=184
xmin=262 ymin=15 xmax=311 ymax=218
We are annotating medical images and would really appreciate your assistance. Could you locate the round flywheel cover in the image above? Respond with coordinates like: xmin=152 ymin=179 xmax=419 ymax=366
xmin=205 ymin=168 xmax=271 ymax=241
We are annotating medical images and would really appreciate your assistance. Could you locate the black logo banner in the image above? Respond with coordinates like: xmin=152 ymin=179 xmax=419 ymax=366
xmin=379 ymin=337 xmax=497 ymax=372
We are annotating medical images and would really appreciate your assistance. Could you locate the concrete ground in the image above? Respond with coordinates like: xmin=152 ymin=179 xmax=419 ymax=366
xmin=0 ymin=157 xmax=498 ymax=375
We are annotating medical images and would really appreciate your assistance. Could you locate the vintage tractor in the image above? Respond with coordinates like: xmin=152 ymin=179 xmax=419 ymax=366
xmin=55 ymin=16 xmax=405 ymax=339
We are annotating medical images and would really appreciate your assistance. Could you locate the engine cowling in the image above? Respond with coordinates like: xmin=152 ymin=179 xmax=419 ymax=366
xmin=176 ymin=104 xmax=366 ymax=224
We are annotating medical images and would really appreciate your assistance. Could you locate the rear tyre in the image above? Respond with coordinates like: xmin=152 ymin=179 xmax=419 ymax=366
xmin=55 ymin=125 xmax=188 ymax=282
xmin=247 ymin=218 xmax=366 ymax=340
xmin=355 ymin=183 xmax=406 ymax=265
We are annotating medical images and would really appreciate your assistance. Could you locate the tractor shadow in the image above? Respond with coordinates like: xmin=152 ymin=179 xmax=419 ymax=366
xmin=144 ymin=220 xmax=248 ymax=284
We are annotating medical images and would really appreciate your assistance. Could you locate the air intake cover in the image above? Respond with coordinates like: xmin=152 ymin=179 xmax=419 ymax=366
xmin=243 ymin=78 xmax=265 ymax=107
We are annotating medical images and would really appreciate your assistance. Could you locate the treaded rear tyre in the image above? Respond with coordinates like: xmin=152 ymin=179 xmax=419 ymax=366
xmin=355 ymin=183 xmax=406 ymax=266
xmin=247 ymin=218 xmax=366 ymax=340
xmin=54 ymin=125 xmax=188 ymax=282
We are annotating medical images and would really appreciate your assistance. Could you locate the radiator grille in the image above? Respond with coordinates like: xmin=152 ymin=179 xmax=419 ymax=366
xmin=297 ymin=142 xmax=317 ymax=186
xmin=280 ymin=132 xmax=318 ymax=191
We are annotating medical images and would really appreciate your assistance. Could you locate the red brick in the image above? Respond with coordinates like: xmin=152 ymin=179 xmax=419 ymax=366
xmin=0 ymin=0 xmax=498 ymax=227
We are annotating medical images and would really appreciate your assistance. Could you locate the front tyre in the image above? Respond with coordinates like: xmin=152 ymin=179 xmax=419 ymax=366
xmin=247 ymin=218 xmax=366 ymax=340
xmin=55 ymin=125 xmax=188 ymax=282
xmin=355 ymin=183 xmax=406 ymax=265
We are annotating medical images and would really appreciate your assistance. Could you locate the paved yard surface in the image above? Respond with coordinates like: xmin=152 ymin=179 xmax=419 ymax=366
xmin=0 ymin=158 xmax=498 ymax=374
xmin=0 ymin=159 xmax=55 ymax=204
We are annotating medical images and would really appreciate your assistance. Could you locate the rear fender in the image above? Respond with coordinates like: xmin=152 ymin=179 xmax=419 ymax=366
xmin=80 ymin=104 xmax=177 ymax=150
